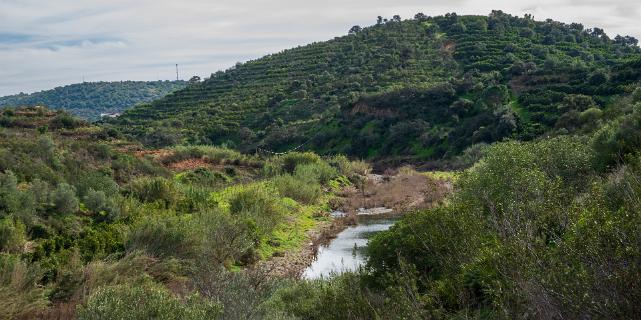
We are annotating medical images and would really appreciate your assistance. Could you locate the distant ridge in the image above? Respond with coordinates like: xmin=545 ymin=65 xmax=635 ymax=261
xmin=0 ymin=80 xmax=187 ymax=121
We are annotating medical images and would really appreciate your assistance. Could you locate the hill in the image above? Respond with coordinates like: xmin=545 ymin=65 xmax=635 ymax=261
xmin=0 ymin=80 xmax=187 ymax=121
xmin=111 ymin=11 xmax=641 ymax=165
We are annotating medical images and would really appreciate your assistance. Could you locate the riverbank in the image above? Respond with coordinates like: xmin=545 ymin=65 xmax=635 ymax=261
xmin=258 ymin=168 xmax=454 ymax=278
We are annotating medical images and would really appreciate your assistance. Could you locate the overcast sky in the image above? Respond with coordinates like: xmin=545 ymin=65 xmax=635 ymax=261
xmin=0 ymin=0 xmax=639 ymax=96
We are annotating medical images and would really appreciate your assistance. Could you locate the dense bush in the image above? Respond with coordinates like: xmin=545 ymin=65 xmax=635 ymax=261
xmin=229 ymin=185 xmax=284 ymax=240
xmin=266 ymin=152 xmax=321 ymax=175
xmin=51 ymin=183 xmax=79 ymax=215
xmin=353 ymin=125 xmax=641 ymax=318
xmin=273 ymin=174 xmax=322 ymax=204
xmin=592 ymin=104 xmax=641 ymax=171
xmin=84 ymin=189 xmax=121 ymax=222
xmin=294 ymin=161 xmax=338 ymax=184
xmin=129 ymin=177 xmax=179 ymax=208
xmin=0 ymin=218 xmax=27 ymax=253
xmin=270 ymin=271 xmax=427 ymax=320
xmin=126 ymin=216 xmax=200 ymax=261
xmin=77 ymin=281 xmax=221 ymax=320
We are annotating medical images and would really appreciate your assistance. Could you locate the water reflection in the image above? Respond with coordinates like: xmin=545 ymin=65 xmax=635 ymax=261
xmin=302 ymin=217 xmax=397 ymax=279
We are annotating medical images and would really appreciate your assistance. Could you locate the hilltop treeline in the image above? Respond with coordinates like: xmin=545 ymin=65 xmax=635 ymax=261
xmin=0 ymin=81 xmax=186 ymax=121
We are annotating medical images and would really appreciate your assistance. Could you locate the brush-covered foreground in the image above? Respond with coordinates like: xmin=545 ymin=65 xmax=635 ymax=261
xmin=4 ymin=83 xmax=641 ymax=319
xmin=0 ymin=107 xmax=371 ymax=319
xmin=271 ymin=88 xmax=641 ymax=319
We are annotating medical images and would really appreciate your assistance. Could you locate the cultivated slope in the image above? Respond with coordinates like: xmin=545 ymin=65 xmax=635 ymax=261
xmin=112 ymin=11 xmax=641 ymax=163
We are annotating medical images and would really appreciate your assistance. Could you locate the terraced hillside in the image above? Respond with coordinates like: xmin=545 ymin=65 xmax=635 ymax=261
xmin=0 ymin=80 xmax=187 ymax=121
xmin=111 ymin=11 xmax=641 ymax=164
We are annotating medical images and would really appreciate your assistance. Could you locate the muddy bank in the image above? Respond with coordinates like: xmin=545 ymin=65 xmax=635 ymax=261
xmin=335 ymin=170 xmax=452 ymax=214
xmin=259 ymin=169 xmax=452 ymax=278
xmin=256 ymin=216 xmax=354 ymax=278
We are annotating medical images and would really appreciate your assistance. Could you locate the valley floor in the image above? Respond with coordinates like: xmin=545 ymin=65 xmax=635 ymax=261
xmin=258 ymin=170 xmax=453 ymax=278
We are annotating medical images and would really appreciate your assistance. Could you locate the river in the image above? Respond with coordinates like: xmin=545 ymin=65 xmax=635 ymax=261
xmin=302 ymin=216 xmax=398 ymax=279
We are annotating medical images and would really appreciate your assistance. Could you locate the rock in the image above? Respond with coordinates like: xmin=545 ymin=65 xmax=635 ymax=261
xmin=357 ymin=207 xmax=394 ymax=215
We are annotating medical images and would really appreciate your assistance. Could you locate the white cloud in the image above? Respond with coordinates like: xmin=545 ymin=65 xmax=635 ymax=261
xmin=0 ymin=0 xmax=639 ymax=96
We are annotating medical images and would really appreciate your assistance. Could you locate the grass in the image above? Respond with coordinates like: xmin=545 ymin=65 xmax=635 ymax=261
xmin=509 ymin=100 xmax=531 ymax=123
xmin=257 ymin=202 xmax=319 ymax=259
xmin=422 ymin=171 xmax=460 ymax=182
xmin=209 ymin=180 xmax=333 ymax=261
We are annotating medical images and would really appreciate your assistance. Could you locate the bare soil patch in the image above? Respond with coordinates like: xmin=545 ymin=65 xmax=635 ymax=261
xmin=336 ymin=171 xmax=451 ymax=214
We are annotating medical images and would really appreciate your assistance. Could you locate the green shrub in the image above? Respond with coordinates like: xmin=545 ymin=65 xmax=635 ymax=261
xmin=592 ymin=107 xmax=641 ymax=171
xmin=36 ymin=135 xmax=56 ymax=161
xmin=266 ymin=152 xmax=321 ymax=175
xmin=326 ymin=155 xmax=352 ymax=176
xmin=229 ymin=185 xmax=284 ymax=240
xmin=50 ymin=113 xmax=84 ymax=129
xmin=29 ymin=179 xmax=50 ymax=210
xmin=270 ymin=271 xmax=427 ymax=320
xmin=175 ymin=168 xmax=229 ymax=188
xmin=161 ymin=146 xmax=205 ymax=164
xmin=194 ymin=211 xmax=256 ymax=265
xmin=126 ymin=216 xmax=199 ymax=260
xmin=78 ymin=225 xmax=125 ymax=262
xmin=456 ymin=141 xmax=567 ymax=239
xmin=346 ymin=160 xmax=371 ymax=178
xmin=51 ymin=183 xmax=79 ymax=215
xmin=77 ymin=172 xmax=119 ymax=198
xmin=631 ymin=87 xmax=641 ymax=103
xmin=367 ymin=207 xmax=483 ymax=281
xmin=87 ymin=143 xmax=112 ymax=160
xmin=294 ymin=162 xmax=338 ymax=184
xmin=163 ymin=145 xmax=248 ymax=166
xmin=85 ymin=189 xmax=121 ymax=222
xmin=200 ymin=146 xmax=245 ymax=165
xmin=77 ymin=282 xmax=221 ymax=320
xmin=130 ymin=177 xmax=179 ymax=207
xmin=273 ymin=174 xmax=322 ymax=204
xmin=0 ymin=171 xmax=20 ymax=215
xmin=0 ymin=218 xmax=26 ymax=253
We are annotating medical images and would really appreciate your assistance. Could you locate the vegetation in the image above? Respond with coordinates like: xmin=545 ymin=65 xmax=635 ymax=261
xmin=2 ymin=10 xmax=641 ymax=320
xmin=0 ymin=81 xmax=186 ymax=121
xmin=110 ymin=11 xmax=640 ymax=166
xmin=274 ymin=92 xmax=641 ymax=319
xmin=0 ymin=107 xmax=365 ymax=319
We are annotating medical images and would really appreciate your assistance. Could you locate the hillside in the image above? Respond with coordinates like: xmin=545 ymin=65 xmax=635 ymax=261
xmin=0 ymin=81 xmax=187 ymax=121
xmin=111 ymin=11 xmax=641 ymax=165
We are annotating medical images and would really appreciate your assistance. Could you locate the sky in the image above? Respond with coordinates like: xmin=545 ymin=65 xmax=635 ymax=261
xmin=0 ymin=0 xmax=639 ymax=96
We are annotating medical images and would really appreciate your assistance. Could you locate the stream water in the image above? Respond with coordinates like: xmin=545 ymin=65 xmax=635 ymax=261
xmin=302 ymin=216 xmax=398 ymax=279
